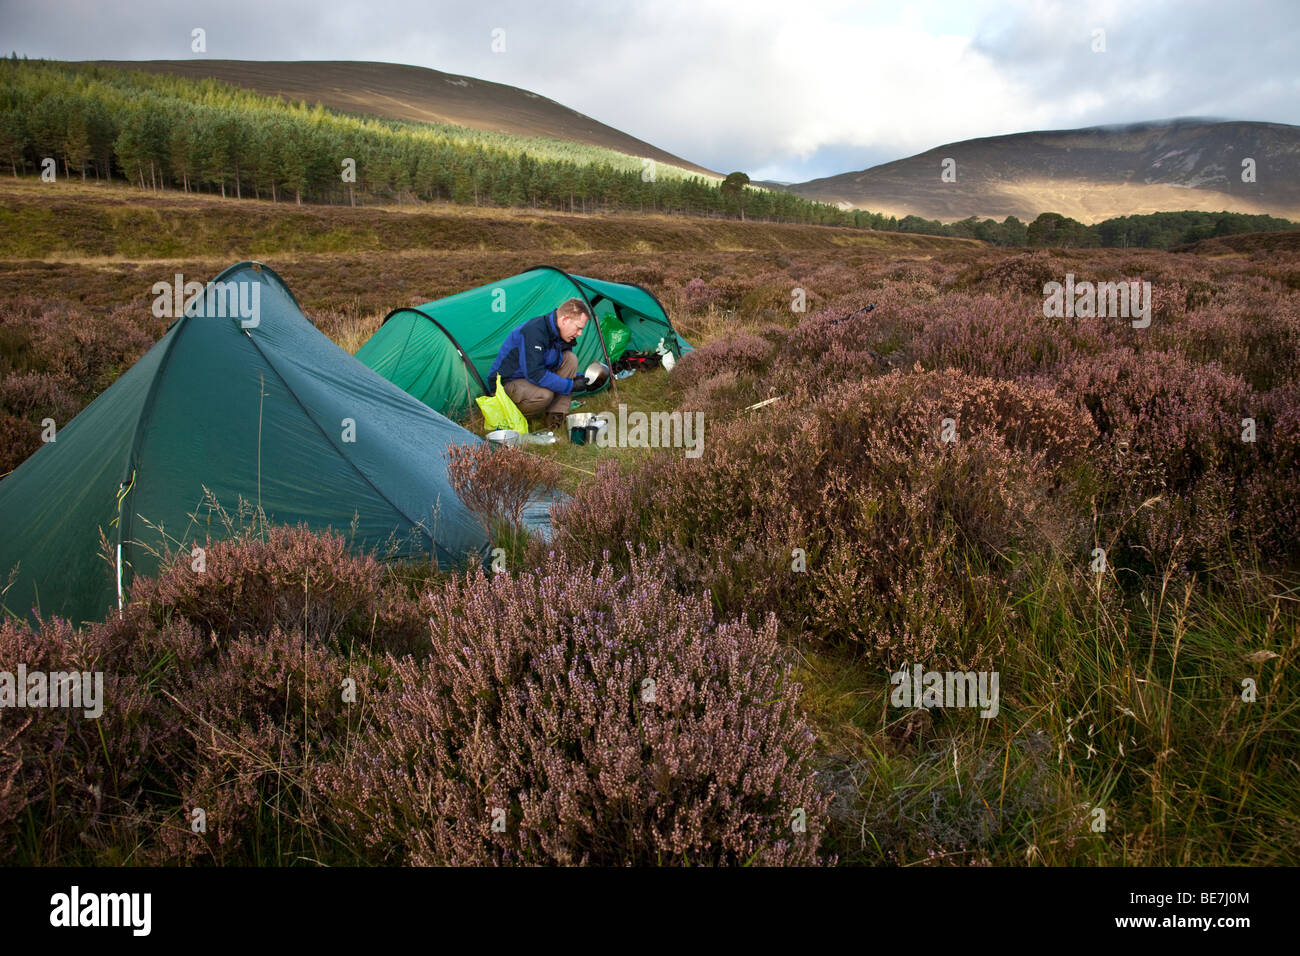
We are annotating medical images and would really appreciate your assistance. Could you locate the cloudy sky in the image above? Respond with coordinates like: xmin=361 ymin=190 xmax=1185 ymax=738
xmin=3 ymin=0 xmax=1298 ymax=182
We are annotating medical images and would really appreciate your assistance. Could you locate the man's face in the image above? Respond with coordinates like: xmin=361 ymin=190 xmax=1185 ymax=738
xmin=557 ymin=310 xmax=588 ymax=343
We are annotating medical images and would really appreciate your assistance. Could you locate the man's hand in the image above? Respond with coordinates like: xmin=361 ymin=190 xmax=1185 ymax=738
xmin=571 ymin=376 xmax=591 ymax=393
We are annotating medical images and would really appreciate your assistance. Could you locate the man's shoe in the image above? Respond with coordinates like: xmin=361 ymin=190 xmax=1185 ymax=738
xmin=546 ymin=412 xmax=565 ymax=432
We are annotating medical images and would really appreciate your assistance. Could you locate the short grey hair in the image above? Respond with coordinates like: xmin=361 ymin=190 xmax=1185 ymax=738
xmin=557 ymin=297 xmax=592 ymax=321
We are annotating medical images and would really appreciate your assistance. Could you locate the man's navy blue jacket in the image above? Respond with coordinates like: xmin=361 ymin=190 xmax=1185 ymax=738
xmin=487 ymin=310 xmax=575 ymax=395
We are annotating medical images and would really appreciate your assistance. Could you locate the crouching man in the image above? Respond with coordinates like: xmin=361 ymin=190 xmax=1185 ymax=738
xmin=487 ymin=297 xmax=596 ymax=431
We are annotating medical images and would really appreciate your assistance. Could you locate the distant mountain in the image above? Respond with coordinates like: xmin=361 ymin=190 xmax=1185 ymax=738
xmin=86 ymin=59 xmax=720 ymax=179
xmin=784 ymin=119 xmax=1300 ymax=224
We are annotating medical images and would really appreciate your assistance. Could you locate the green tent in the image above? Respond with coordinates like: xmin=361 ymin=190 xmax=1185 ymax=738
xmin=355 ymin=265 xmax=692 ymax=421
xmin=0 ymin=262 xmax=492 ymax=626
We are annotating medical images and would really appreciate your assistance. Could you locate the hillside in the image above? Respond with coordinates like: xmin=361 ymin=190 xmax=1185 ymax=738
xmin=1178 ymin=228 xmax=1300 ymax=255
xmin=4 ymin=60 xmax=870 ymax=227
xmin=86 ymin=59 xmax=720 ymax=179
xmin=787 ymin=119 xmax=1300 ymax=224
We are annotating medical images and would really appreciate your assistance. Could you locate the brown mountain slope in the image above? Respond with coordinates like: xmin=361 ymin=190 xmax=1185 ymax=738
xmin=787 ymin=119 xmax=1300 ymax=224
xmin=1178 ymin=229 xmax=1300 ymax=255
xmin=85 ymin=59 xmax=719 ymax=178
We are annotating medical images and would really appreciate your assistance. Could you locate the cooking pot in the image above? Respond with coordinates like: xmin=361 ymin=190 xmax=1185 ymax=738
xmin=583 ymin=362 xmax=612 ymax=389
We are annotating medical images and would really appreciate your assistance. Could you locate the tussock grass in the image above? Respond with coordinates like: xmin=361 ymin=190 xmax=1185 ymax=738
xmin=796 ymin=555 xmax=1300 ymax=866
xmin=0 ymin=178 xmax=974 ymax=262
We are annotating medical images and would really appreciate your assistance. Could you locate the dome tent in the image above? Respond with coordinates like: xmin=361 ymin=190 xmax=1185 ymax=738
xmin=0 ymin=262 xmax=491 ymax=626
xmin=355 ymin=265 xmax=692 ymax=421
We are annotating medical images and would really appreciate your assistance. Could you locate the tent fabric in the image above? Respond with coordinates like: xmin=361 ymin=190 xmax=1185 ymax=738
xmin=0 ymin=261 xmax=494 ymax=626
xmin=355 ymin=265 xmax=691 ymax=421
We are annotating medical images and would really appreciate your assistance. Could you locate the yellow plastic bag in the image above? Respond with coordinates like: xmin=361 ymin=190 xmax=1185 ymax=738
xmin=476 ymin=374 xmax=529 ymax=434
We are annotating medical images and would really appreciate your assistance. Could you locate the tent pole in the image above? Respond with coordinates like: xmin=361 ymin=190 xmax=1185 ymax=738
xmin=573 ymin=289 xmax=617 ymax=400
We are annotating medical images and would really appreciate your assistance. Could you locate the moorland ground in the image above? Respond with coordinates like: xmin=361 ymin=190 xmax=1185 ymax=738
xmin=2 ymin=178 xmax=1297 ymax=866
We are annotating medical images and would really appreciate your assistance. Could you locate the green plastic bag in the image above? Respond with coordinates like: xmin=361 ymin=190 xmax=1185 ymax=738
xmin=476 ymin=374 xmax=529 ymax=434
xmin=599 ymin=312 xmax=631 ymax=362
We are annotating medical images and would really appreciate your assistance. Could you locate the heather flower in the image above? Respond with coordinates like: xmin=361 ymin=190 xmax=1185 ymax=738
xmin=444 ymin=441 xmax=561 ymax=534
xmin=553 ymin=368 xmax=1095 ymax=669
xmin=321 ymin=552 xmax=832 ymax=866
